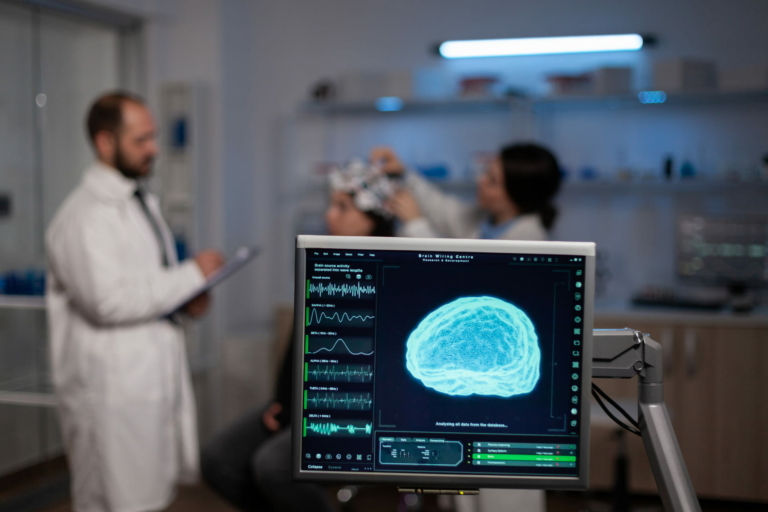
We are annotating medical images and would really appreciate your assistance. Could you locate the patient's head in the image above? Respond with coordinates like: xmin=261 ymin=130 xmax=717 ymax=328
xmin=325 ymin=159 xmax=396 ymax=237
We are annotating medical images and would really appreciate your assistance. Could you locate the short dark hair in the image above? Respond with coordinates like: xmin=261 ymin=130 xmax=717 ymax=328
xmin=85 ymin=91 xmax=145 ymax=143
xmin=364 ymin=211 xmax=396 ymax=237
xmin=500 ymin=143 xmax=562 ymax=230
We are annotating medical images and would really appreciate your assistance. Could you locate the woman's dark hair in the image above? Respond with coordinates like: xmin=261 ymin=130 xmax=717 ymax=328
xmin=364 ymin=211 xmax=396 ymax=237
xmin=499 ymin=143 xmax=562 ymax=230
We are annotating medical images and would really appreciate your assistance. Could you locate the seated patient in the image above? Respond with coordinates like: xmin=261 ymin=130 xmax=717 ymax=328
xmin=201 ymin=160 xmax=396 ymax=512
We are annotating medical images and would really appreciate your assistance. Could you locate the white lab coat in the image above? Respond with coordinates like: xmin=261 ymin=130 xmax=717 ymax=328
xmin=398 ymin=172 xmax=548 ymax=241
xmin=399 ymin=171 xmax=548 ymax=512
xmin=46 ymin=162 xmax=206 ymax=512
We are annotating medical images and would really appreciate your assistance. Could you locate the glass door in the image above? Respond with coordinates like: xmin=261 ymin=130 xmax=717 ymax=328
xmin=0 ymin=0 xmax=140 ymax=477
xmin=0 ymin=2 xmax=37 ymax=269
xmin=39 ymin=10 xmax=121 ymax=228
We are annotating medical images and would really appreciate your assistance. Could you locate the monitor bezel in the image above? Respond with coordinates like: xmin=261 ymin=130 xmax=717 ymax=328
xmin=292 ymin=235 xmax=596 ymax=490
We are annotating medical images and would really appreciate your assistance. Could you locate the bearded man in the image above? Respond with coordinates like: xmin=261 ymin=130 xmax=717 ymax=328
xmin=45 ymin=92 xmax=223 ymax=512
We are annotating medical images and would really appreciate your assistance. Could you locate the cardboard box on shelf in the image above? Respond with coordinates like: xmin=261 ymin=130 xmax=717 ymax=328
xmin=594 ymin=67 xmax=633 ymax=95
xmin=413 ymin=67 xmax=457 ymax=100
xmin=719 ymin=64 xmax=768 ymax=92
xmin=337 ymin=72 xmax=386 ymax=102
xmin=383 ymin=70 xmax=414 ymax=100
xmin=653 ymin=59 xmax=717 ymax=93
xmin=336 ymin=71 xmax=415 ymax=102
xmin=546 ymin=73 xmax=593 ymax=96
xmin=459 ymin=76 xmax=500 ymax=98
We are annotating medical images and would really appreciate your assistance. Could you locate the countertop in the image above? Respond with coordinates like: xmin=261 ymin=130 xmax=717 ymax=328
xmin=594 ymin=301 xmax=768 ymax=328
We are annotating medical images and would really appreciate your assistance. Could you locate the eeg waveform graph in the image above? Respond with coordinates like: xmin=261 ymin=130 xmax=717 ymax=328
xmin=306 ymin=364 xmax=373 ymax=382
xmin=306 ymin=336 xmax=374 ymax=356
xmin=304 ymin=391 xmax=373 ymax=410
xmin=308 ymin=280 xmax=376 ymax=299
xmin=303 ymin=419 xmax=373 ymax=437
xmin=306 ymin=308 xmax=375 ymax=327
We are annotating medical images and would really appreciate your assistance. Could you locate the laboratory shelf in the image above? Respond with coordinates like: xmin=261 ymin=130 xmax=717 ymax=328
xmin=0 ymin=296 xmax=46 ymax=309
xmin=300 ymin=97 xmax=517 ymax=115
xmin=532 ymin=89 xmax=768 ymax=111
xmin=559 ymin=179 xmax=768 ymax=192
xmin=0 ymin=376 xmax=55 ymax=407
xmin=0 ymin=391 xmax=56 ymax=407
xmin=0 ymin=296 xmax=52 ymax=407
xmin=300 ymin=90 xmax=768 ymax=116
xmin=423 ymin=178 xmax=768 ymax=195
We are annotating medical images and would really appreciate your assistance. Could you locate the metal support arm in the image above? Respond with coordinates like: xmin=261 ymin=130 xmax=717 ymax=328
xmin=592 ymin=328 xmax=701 ymax=512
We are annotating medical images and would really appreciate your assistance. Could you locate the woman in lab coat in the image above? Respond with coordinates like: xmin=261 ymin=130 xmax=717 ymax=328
xmin=373 ymin=144 xmax=562 ymax=512
xmin=372 ymin=143 xmax=561 ymax=242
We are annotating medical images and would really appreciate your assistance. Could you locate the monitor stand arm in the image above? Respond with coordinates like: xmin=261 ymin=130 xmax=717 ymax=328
xmin=592 ymin=328 xmax=701 ymax=512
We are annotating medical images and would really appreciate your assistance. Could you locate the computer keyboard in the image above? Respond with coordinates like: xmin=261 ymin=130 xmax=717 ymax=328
xmin=631 ymin=289 xmax=726 ymax=311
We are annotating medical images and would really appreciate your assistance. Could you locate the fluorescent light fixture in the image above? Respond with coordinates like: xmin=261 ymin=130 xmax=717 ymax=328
xmin=375 ymin=96 xmax=404 ymax=112
xmin=638 ymin=91 xmax=667 ymax=104
xmin=439 ymin=34 xmax=645 ymax=59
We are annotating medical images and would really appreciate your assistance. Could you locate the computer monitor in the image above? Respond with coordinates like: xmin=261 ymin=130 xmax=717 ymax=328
xmin=678 ymin=214 xmax=768 ymax=287
xmin=292 ymin=236 xmax=595 ymax=491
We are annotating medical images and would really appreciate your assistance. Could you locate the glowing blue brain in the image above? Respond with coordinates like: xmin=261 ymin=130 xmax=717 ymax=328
xmin=405 ymin=297 xmax=540 ymax=397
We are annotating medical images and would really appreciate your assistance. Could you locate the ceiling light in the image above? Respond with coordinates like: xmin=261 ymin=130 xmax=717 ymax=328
xmin=438 ymin=34 xmax=647 ymax=59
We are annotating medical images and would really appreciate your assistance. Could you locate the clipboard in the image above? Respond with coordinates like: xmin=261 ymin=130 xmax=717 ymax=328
xmin=168 ymin=246 xmax=259 ymax=315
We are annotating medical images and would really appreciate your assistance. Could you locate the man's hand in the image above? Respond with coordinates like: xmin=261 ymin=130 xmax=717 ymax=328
xmin=262 ymin=402 xmax=283 ymax=432
xmin=183 ymin=292 xmax=210 ymax=318
xmin=370 ymin=146 xmax=405 ymax=176
xmin=194 ymin=250 xmax=225 ymax=278
xmin=386 ymin=190 xmax=423 ymax=222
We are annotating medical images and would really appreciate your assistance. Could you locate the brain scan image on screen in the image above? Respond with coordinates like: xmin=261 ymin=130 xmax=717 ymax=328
xmin=405 ymin=296 xmax=540 ymax=397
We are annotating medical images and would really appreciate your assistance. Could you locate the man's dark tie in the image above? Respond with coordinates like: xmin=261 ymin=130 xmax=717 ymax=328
xmin=134 ymin=188 xmax=169 ymax=267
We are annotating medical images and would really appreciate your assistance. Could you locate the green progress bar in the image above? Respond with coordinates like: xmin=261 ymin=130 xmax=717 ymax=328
xmin=305 ymin=335 xmax=309 ymax=354
xmin=303 ymin=390 xmax=307 ymax=409
xmin=473 ymin=454 xmax=577 ymax=462
xmin=303 ymin=417 xmax=307 ymax=437
xmin=306 ymin=280 xmax=310 ymax=299
xmin=304 ymin=363 xmax=308 ymax=381
xmin=305 ymin=307 xmax=309 ymax=327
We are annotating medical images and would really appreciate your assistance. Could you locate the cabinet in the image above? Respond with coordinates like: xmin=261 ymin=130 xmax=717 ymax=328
xmin=590 ymin=311 xmax=768 ymax=503
xmin=0 ymin=296 xmax=60 ymax=477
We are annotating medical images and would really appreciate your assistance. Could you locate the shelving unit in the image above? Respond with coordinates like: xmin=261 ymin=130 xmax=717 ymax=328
xmin=0 ymin=295 xmax=46 ymax=310
xmin=296 ymin=89 xmax=768 ymax=194
xmin=0 ymin=297 xmax=54 ymax=408
xmin=0 ymin=382 xmax=55 ymax=407
xmin=0 ymin=296 xmax=59 ymax=480
xmin=532 ymin=89 xmax=768 ymax=110
xmin=350 ymin=174 xmax=768 ymax=197
xmin=299 ymin=89 xmax=768 ymax=116
xmin=300 ymin=97 xmax=517 ymax=115
xmin=559 ymin=179 xmax=768 ymax=192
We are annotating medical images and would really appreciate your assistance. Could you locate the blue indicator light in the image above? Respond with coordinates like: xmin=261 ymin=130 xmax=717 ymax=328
xmin=638 ymin=91 xmax=667 ymax=104
xmin=375 ymin=96 xmax=404 ymax=112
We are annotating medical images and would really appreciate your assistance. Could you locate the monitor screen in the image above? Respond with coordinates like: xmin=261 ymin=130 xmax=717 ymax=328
xmin=678 ymin=214 xmax=768 ymax=286
xmin=292 ymin=236 xmax=595 ymax=491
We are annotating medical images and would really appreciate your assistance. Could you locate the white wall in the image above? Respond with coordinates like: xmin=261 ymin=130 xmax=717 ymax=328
xmin=236 ymin=0 xmax=768 ymax=313
xmin=0 ymin=2 xmax=37 ymax=269
xmin=86 ymin=0 xmax=768 ymax=335
xmin=2 ymin=0 xmax=763 ymax=449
